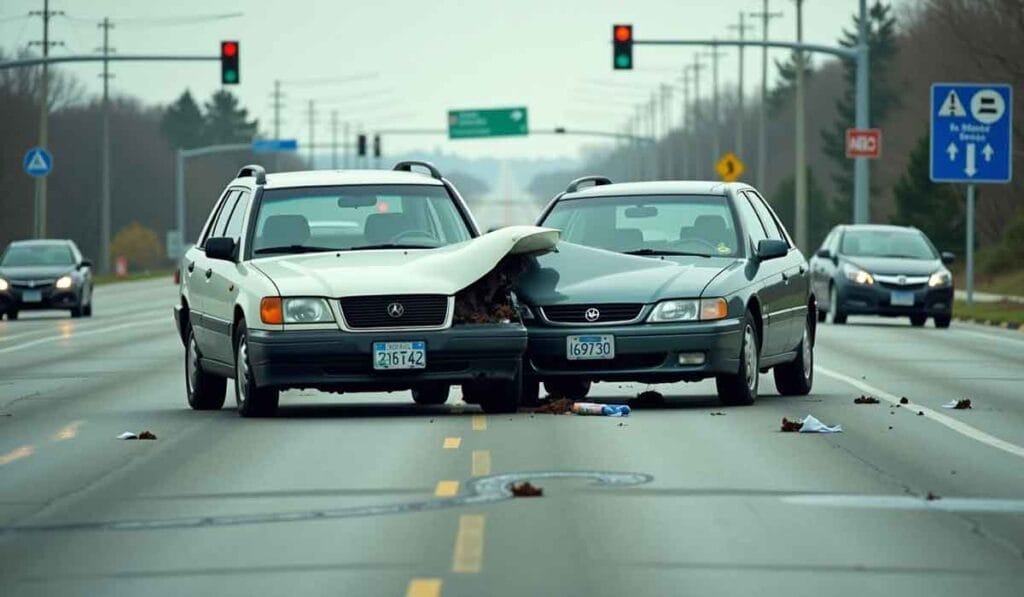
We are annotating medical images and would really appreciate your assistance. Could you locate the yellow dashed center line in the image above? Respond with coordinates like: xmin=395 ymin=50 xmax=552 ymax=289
xmin=406 ymin=578 xmax=442 ymax=597
xmin=53 ymin=420 xmax=83 ymax=441
xmin=452 ymin=514 xmax=485 ymax=573
xmin=0 ymin=445 xmax=34 ymax=466
xmin=434 ymin=480 xmax=459 ymax=497
xmin=443 ymin=436 xmax=462 ymax=449
xmin=471 ymin=415 xmax=487 ymax=431
xmin=471 ymin=450 xmax=491 ymax=477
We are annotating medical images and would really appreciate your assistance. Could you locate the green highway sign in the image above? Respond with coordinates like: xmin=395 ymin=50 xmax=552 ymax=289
xmin=448 ymin=107 xmax=528 ymax=139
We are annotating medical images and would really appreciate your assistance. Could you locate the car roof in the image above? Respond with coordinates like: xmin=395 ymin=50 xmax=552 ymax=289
xmin=255 ymin=169 xmax=444 ymax=190
xmin=7 ymin=239 xmax=73 ymax=246
xmin=561 ymin=180 xmax=741 ymax=200
xmin=839 ymin=224 xmax=920 ymax=233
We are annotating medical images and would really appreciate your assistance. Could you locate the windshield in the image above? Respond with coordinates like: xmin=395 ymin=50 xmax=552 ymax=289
xmin=841 ymin=229 xmax=937 ymax=260
xmin=0 ymin=244 xmax=75 ymax=267
xmin=541 ymin=195 xmax=740 ymax=257
xmin=250 ymin=184 xmax=472 ymax=256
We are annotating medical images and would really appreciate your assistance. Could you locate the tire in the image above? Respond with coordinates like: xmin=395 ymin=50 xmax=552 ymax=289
xmin=934 ymin=314 xmax=952 ymax=329
xmin=910 ymin=314 xmax=927 ymax=327
xmin=70 ymin=305 xmax=83 ymax=318
xmin=468 ymin=365 xmax=522 ymax=414
xmin=716 ymin=311 xmax=759 ymax=406
xmin=774 ymin=315 xmax=814 ymax=396
xmin=6 ymin=310 xmax=17 ymax=321
xmin=521 ymin=375 xmax=541 ymax=407
xmin=412 ymin=382 xmax=450 ymax=405
xmin=185 ymin=324 xmax=227 ymax=410
xmin=543 ymin=378 xmax=591 ymax=401
xmin=234 ymin=322 xmax=279 ymax=417
xmin=828 ymin=285 xmax=847 ymax=324
xmin=816 ymin=306 xmax=827 ymax=323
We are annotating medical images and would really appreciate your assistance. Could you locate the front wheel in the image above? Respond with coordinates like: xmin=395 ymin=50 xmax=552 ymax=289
xmin=6 ymin=310 xmax=17 ymax=320
xmin=910 ymin=314 xmax=927 ymax=327
xmin=934 ymin=314 xmax=952 ymax=329
xmin=716 ymin=311 xmax=759 ymax=406
xmin=828 ymin=285 xmax=847 ymax=324
xmin=465 ymin=366 xmax=522 ymax=414
xmin=412 ymin=383 xmax=450 ymax=405
xmin=235 ymin=323 xmax=279 ymax=417
xmin=186 ymin=325 xmax=227 ymax=410
xmin=774 ymin=316 xmax=814 ymax=396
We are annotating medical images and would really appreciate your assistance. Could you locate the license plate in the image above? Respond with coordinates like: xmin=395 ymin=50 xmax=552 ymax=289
xmin=567 ymin=335 xmax=615 ymax=360
xmin=373 ymin=341 xmax=426 ymax=370
xmin=890 ymin=291 xmax=915 ymax=307
xmin=22 ymin=290 xmax=42 ymax=303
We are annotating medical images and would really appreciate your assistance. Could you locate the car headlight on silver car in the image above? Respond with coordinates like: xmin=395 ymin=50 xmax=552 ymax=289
xmin=0 ymin=278 xmax=8 ymax=292
xmin=842 ymin=263 xmax=874 ymax=285
xmin=55 ymin=275 xmax=74 ymax=290
xmin=928 ymin=270 xmax=952 ymax=288
xmin=648 ymin=298 xmax=727 ymax=323
xmin=283 ymin=298 xmax=334 ymax=323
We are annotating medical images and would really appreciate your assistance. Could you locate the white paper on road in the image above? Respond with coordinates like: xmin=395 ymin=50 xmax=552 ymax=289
xmin=799 ymin=415 xmax=843 ymax=433
xmin=116 ymin=432 xmax=139 ymax=440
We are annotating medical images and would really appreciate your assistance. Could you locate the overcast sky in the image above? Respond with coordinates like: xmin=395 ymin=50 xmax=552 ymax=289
xmin=1 ymin=0 xmax=909 ymax=160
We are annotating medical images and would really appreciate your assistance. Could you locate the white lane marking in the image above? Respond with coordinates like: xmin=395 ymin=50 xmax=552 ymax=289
xmin=817 ymin=365 xmax=1024 ymax=460
xmin=784 ymin=494 xmax=1024 ymax=513
xmin=0 ymin=309 xmax=171 ymax=345
xmin=0 ymin=317 xmax=169 ymax=355
xmin=949 ymin=325 xmax=1024 ymax=346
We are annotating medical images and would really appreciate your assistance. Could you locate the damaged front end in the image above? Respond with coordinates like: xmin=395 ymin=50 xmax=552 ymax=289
xmin=454 ymin=254 xmax=528 ymax=324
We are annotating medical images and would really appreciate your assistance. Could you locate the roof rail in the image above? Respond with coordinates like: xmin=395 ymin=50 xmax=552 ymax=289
xmin=236 ymin=164 xmax=267 ymax=185
xmin=392 ymin=160 xmax=443 ymax=180
xmin=565 ymin=176 xmax=612 ymax=194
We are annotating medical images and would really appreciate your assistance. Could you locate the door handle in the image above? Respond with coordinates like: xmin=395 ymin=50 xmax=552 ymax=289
xmin=204 ymin=268 xmax=213 ymax=279
xmin=187 ymin=261 xmax=195 ymax=273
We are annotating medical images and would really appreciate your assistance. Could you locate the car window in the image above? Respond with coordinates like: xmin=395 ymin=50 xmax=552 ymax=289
xmin=744 ymin=191 xmax=785 ymax=242
xmin=840 ymin=229 xmax=938 ymax=260
xmin=221 ymin=191 xmax=250 ymax=243
xmin=201 ymin=190 xmax=239 ymax=248
xmin=818 ymin=229 xmax=835 ymax=255
xmin=0 ymin=244 xmax=76 ymax=267
xmin=541 ymin=195 xmax=740 ymax=257
xmin=733 ymin=193 xmax=768 ymax=247
xmin=250 ymin=184 xmax=472 ymax=255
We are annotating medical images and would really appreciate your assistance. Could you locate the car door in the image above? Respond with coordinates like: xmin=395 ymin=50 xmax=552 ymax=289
xmin=203 ymin=189 xmax=251 ymax=365
xmin=733 ymin=191 xmax=788 ymax=357
xmin=190 ymin=189 xmax=238 ymax=360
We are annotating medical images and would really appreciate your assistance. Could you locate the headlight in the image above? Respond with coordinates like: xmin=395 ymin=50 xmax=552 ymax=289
xmin=55 ymin=275 xmax=74 ymax=290
xmin=283 ymin=298 xmax=334 ymax=323
xmin=842 ymin=263 xmax=874 ymax=285
xmin=0 ymin=278 xmax=8 ymax=292
xmin=648 ymin=298 xmax=727 ymax=323
xmin=928 ymin=271 xmax=952 ymax=288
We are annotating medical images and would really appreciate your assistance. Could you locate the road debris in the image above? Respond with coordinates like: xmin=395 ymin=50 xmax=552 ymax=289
xmin=781 ymin=415 xmax=843 ymax=433
xmin=709 ymin=411 xmax=727 ymax=416
xmin=899 ymin=397 xmax=910 ymax=405
xmin=854 ymin=395 xmax=880 ymax=404
xmin=942 ymin=399 xmax=973 ymax=410
xmin=632 ymin=390 xmax=665 ymax=407
xmin=926 ymin=492 xmax=941 ymax=501
xmin=117 ymin=431 xmax=157 ymax=440
xmin=454 ymin=255 xmax=527 ymax=324
xmin=572 ymin=402 xmax=630 ymax=416
xmin=918 ymin=411 xmax=925 ymax=416
xmin=535 ymin=398 xmax=575 ymax=414
xmin=616 ymin=422 xmax=628 ymax=427
xmin=510 ymin=481 xmax=543 ymax=497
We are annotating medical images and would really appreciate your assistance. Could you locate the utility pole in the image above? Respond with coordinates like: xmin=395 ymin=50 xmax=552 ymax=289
xmin=750 ymin=0 xmax=783 ymax=190
xmin=853 ymin=0 xmax=870 ymax=224
xmin=271 ymin=80 xmax=283 ymax=139
xmin=306 ymin=100 xmax=315 ymax=168
xmin=679 ymin=67 xmax=692 ymax=179
xmin=727 ymin=13 xmax=754 ymax=159
xmin=691 ymin=56 xmax=705 ymax=177
xmin=701 ymin=43 xmax=727 ymax=169
xmin=793 ymin=0 xmax=808 ymax=251
xmin=97 ymin=17 xmax=113 ymax=273
xmin=28 ymin=0 xmax=64 ymax=238
xmin=331 ymin=110 xmax=339 ymax=169
xmin=343 ymin=121 xmax=351 ymax=168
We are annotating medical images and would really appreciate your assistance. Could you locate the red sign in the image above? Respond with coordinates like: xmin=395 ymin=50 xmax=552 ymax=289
xmin=846 ymin=128 xmax=882 ymax=159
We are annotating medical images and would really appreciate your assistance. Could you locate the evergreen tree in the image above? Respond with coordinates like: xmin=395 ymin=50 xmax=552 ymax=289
xmin=203 ymin=90 xmax=258 ymax=144
xmin=768 ymin=167 xmax=834 ymax=250
xmin=159 ymin=90 xmax=205 ymax=149
xmin=767 ymin=51 xmax=814 ymax=117
xmin=820 ymin=1 xmax=899 ymax=222
xmin=893 ymin=133 xmax=963 ymax=252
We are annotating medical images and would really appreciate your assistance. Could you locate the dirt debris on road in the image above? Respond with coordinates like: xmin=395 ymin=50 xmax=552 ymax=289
xmin=510 ymin=482 xmax=543 ymax=497
xmin=117 ymin=430 xmax=157 ymax=440
xmin=900 ymin=397 xmax=910 ymax=405
xmin=943 ymin=399 xmax=973 ymax=410
xmin=781 ymin=417 xmax=804 ymax=432
xmin=854 ymin=395 xmax=880 ymax=404
xmin=535 ymin=399 xmax=575 ymax=414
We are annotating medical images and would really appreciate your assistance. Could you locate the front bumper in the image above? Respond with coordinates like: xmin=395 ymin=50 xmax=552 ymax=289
xmin=0 ymin=287 xmax=81 ymax=312
xmin=837 ymin=281 xmax=953 ymax=317
xmin=525 ymin=318 xmax=744 ymax=383
xmin=247 ymin=323 xmax=527 ymax=392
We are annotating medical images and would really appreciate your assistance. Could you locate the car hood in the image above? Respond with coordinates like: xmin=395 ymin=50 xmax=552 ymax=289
xmin=0 ymin=265 xmax=75 ymax=280
xmin=515 ymin=242 xmax=733 ymax=305
xmin=251 ymin=225 xmax=559 ymax=297
xmin=844 ymin=256 xmax=942 ymax=276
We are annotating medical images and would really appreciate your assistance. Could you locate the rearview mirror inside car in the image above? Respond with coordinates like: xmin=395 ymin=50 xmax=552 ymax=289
xmin=205 ymin=237 xmax=237 ymax=261
xmin=756 ymin=239 xmax=788 ymax=261
xmin=337 ymin=195 xmax=378 ymax=208
xmin=623 ymin=205 xmax=658 ymax=218
xmin=941 ymin=251 xmax=955 ymax=264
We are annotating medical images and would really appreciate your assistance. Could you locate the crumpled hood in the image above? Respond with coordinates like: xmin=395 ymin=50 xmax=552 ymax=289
xmin=0 ymin=265 xmax=75 ymax=280
xmin=844 ymin=256 xmax=942 ymax=276
xmin=251 ymin=225 xmax=559 ymax=297
xmin=515 ymin=242 xmax=733 ymax=305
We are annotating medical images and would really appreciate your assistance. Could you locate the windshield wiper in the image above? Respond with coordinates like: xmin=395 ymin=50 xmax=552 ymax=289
xmin=345 ymin=243 xmax=437 ymax=251
xmin=253 ymin=245 xmax=338 ymax=255
xmin=878 ymin=254 xmax=926 ymax=259
xmin=622 ymin=248 xmax=711 ymax=258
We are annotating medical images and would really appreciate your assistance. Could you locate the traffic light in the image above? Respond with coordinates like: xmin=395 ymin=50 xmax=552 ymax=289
xmin=220 ymin=41 xmax=240 ymax=84
xmin=357 ymin=134 xmax=367 ymax=157
xmin=373 ymin=134 xmax=381 ymax=158
xmin=612 ymin=25 xmax=633 ymax=70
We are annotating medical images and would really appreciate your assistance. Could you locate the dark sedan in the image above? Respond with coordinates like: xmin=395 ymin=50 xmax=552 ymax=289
xmin=515 ymin=178 xmax=816 ymax=406
xmin=810 ymin=225 xmax=954 ymax=328
xmin=0 ymin=239 xmax=94 ymax=320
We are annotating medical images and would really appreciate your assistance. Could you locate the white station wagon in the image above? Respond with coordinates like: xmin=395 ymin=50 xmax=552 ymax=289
xmin=174 ymin=162 xmax=557 ymax=417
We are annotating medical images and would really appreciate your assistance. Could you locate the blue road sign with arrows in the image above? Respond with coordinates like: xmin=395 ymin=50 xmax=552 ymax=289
xmin=251 ymin=139 xmax=298 ymax=153
xmin=23 ymin=147 xmax=53 ymax=178
xmin=930 ymin=83 xmax=1012 ymax=183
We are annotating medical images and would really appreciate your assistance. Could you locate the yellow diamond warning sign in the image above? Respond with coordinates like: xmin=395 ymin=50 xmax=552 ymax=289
xmin=715 ymin=152 xmax=744 ymax=182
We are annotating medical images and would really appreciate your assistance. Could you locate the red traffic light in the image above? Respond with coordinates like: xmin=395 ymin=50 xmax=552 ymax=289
xmin=614 ymin=25 xmax=632 ymax=42
xmin=221 ymin=41 xmax=238 ymax=57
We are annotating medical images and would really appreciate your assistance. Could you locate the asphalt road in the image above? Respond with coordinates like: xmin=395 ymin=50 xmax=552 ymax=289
xmin=3 ymin=272 xmax=1024 ymax=596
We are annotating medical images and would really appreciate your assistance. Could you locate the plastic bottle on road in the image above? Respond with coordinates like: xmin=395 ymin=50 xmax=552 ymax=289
xmin=571 ymin=402 xmax=631 ymax=417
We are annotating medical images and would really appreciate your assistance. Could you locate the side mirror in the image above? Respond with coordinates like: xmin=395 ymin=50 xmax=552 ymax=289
xmin=941 ymin=251 xmax=955 ymax=265
xmin=205 ymin=237 xmax=237 ymax=262
xmin=756 ymin=239 xmax=788 ymax=261
xmin=815 ymin=248 xmax=831 ymax=259
xmin=79 ymin=258 xmax=93 ymax=269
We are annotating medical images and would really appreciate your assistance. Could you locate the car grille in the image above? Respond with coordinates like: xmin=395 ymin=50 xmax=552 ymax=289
xmin=532 ymin=353 xmax=667 ymax=371
xmin=339 ymin=295 xmax=449 ymax=329
xmin=541 ymin=303 xmax=644 ymax=324
xmin=10 ymin=279 xmax=57 ymax=289
xmin=875 ymin=274 xmax=929 ymax=291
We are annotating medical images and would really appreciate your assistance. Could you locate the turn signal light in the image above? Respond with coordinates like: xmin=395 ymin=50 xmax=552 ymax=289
xmin=260 ymin=297 xmax=283 ymax=324
xmin=700 ymin=298 xmax=728 ymax=321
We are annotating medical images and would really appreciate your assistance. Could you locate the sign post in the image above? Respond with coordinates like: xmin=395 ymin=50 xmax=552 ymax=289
xmin=448 ymin=107 xmax=528 ymax=139
xmin=930 ymin=83 xmax=1012 ymax=306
